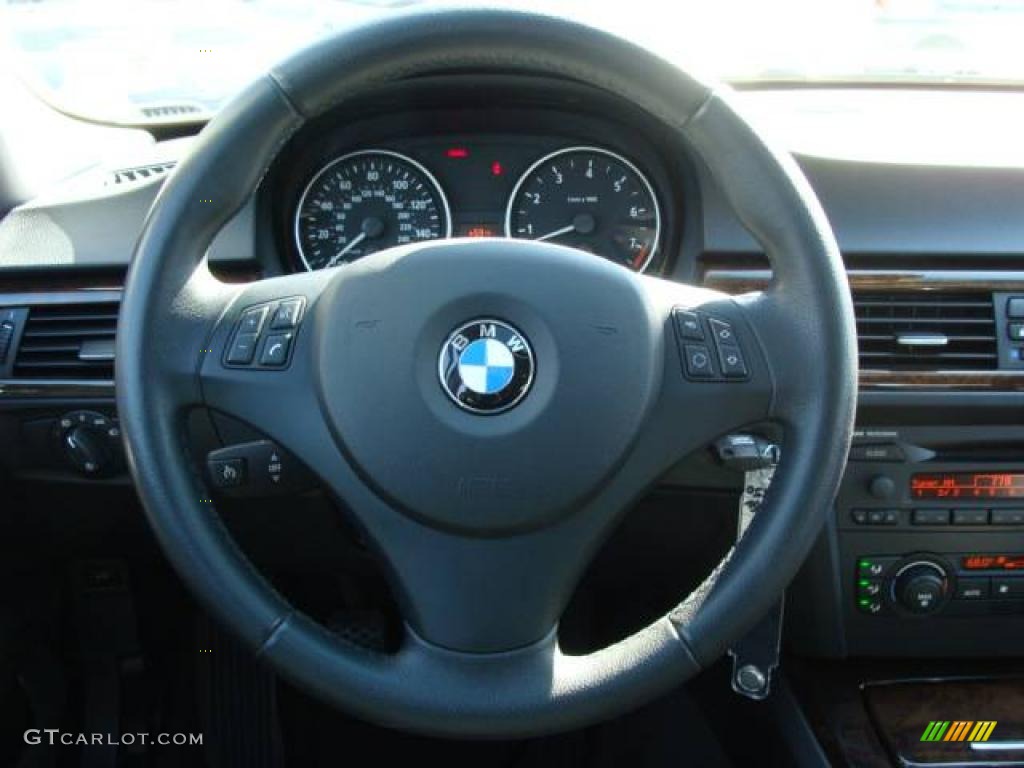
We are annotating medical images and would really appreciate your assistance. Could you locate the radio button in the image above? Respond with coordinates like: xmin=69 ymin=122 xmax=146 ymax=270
xmin=913 ymin=508 xmax=950 ymax=526
xmin=955 ymin=578 xmax=990 ymax=600
xmin=991 ymin=509 xmax=1024 ymax=525
xmin=851 ymin=509 xmax=868 ymax=525
xmin=849 ymin=444 xmax=905 ymax=462
xmin=992 ymin=578 xmax=1024 ymax=598
xmin=952 ymin=509 xmax=989 ymax=526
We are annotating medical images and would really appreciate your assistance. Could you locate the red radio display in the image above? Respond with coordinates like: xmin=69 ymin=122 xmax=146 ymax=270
xmin=911 ymin=472 xmax=1024 ymax=499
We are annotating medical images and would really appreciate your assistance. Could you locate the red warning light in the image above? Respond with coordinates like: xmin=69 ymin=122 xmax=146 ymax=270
xmin=491 ymin=161 xmax=504 ymax=176
xmin=446 ymin=147 xmax=469 ymax=159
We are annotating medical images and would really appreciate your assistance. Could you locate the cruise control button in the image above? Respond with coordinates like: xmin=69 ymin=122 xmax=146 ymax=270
xmin=952 ymin=509 xmax=989 ymax=525
xmin=683 ymin=344 xmax=714 ymax=378
xmin=271 ymin=298 xmax=304 ymax=330
xmin=260 ymin=333 xmax=293 ymax=366
xmin=672 ymin=309 xmax=704 ymax=341
xmin=226 ymin=333 xmax=259 ymax=365
xmin=239 ymin=305 xmax=269 ymax=335
xmin=991 ymin=509 xmax=1024 ymax=525
xmin=209 ymin=458 xmax=246 ymax=488
xmin=708 ymin=318 xmax=735 ymax=345
xmin=955 ymin=578 xmax=990 ymax=600
xmin=717 ymin=344 xmax=748 ymax=378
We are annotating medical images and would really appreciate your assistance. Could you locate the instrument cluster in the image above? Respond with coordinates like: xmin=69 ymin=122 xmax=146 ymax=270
xmin=289 ymin=136 xmax=672 ymax=274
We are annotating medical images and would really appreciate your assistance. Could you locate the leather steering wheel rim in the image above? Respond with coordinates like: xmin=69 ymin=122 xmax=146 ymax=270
xmin=116 ymin=8 xmax=857 ymax=738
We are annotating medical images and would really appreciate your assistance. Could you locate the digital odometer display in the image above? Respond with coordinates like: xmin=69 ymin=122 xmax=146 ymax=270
xmin=911 ymin=472 xmax=1024 ymax=499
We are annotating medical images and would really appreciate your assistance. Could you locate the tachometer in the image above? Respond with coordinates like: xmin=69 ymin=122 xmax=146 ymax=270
xmin=294 ymin=149 xmax=451 ymax=270
xmin=505 ymin=146 xmax=661 ymax=272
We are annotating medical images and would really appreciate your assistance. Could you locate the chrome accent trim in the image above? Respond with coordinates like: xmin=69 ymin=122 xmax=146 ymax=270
xmin=971 ymin=742 xmax=1024 ymax=752
xmin=0 ymin=379 xmax=114 ymax=399
xmin=896 ymin=333 xmax=949 ymax=347
xmin=0 ymin=289 xmax=122 ymax=308
xmin=78 ymin=339 xmax=116 ymax=361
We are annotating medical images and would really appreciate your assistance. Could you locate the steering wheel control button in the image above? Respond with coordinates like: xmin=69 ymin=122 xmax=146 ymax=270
xmin=226 ymin=333 xmax=259 ymax=365
xmin=683 ymin=344 xmax=714 ymax=378
xmin=672 ymin=308 xmax=750 ymax=382
xmin=209 ymin=458 xmax=246 ymax=489
xmin=1007 ymin=297 xmax=1024 ymax=318
xmin=239 ymin=305 xmax=269 ymax=335
xmin=206 ymin=440 xmax=314 ymax=497
xmin=717 ymin=344 xmax=748 ymax=378
xmin=672 ymin=309 xmax=704 ymax=341
xmin=224 ymin=298 xmax=305 ymax=368
xmin=438 ymin=319 xmax=534 ymax=414
xmin=270 ymin=298 xmax=305 ymax=330
xmin=259 ymin=333 xmax=294 ymax=366
xmin=708 ymin=318 xmax=735 ymax=344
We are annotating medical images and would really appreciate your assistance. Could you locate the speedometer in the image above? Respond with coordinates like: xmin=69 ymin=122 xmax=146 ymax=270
xmin=294 ymin=149 xmax=451 ymax=270
xmin=505 ymin=146 xmax=661 ymax=272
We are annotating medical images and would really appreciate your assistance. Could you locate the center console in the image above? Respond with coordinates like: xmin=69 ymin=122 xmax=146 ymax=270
xmin=791 ymin=424 xmax=1024 ymax=659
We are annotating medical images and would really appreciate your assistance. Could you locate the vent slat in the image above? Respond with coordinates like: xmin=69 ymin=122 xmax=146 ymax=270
xmin=853 ymin=291 xmax=996 ymax=371
xmin=13 ymin=301 xmax=118 ymax=380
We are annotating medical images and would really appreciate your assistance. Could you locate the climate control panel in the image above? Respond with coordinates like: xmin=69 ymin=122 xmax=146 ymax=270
xmin=856 ymin=552 xmax=1024 ymax=618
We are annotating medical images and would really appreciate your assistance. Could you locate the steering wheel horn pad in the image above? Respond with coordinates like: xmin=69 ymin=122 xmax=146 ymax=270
xmin=317 ymin=239 xmax=658 ymax=534
xmin=116 ymin=8 xmax=856 ymax=738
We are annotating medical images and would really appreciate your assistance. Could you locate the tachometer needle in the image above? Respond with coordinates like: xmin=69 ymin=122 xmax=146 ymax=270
xmin=534 ymin=224 xmax=575 ymax=242
xmin=328 ymin=232 xmax=367 ymax=267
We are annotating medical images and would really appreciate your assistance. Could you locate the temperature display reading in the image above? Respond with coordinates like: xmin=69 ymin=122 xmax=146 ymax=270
xmin=962 ymin=555 xmax=1024 ymax=571
xmin=911 ymin=472 xmax=1024 ymax=499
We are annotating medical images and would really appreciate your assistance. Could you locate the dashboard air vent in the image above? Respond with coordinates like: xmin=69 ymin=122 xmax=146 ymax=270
xmin=855 ymin=291 xmax=997 ymax=370
xmin=108 ymin=162 xmax=176 ymax=186
xmin=13 ymin=302 xmax=119 ymax=380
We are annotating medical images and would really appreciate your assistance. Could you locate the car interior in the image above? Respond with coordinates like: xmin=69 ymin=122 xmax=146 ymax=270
xmin=1 ymin=2 xmax=1023 ymax=766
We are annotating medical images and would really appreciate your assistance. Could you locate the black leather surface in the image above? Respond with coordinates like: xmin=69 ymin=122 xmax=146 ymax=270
xmin=117 ymin=7 xmax=855 ymax=737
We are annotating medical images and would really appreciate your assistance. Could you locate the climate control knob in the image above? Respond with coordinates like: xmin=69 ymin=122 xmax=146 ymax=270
xmin=892 ymin=560 xmax=949 ymax=615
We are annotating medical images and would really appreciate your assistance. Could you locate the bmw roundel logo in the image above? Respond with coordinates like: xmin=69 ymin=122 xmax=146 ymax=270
xmin=438 ymin=319 xmax=534 ymax=414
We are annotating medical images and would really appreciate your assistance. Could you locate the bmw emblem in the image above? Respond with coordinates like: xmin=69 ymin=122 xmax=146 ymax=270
xmin=439 ymin=319 xmax=534 ymax=414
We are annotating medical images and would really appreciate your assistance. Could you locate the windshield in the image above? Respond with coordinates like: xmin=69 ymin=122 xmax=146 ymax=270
xmin=4 ymin=0 xmax=1024 ymax=124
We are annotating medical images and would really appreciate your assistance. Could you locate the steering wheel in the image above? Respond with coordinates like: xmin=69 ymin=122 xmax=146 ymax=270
xmin=116 ymin=9 xmax=856 ymax=738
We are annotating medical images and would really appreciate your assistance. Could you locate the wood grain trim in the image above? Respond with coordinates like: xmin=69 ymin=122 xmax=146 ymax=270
xmin=861 ymin=370 xmax=1024 ymax=390
xmin=703 ymin=269 xmax=1024 ymax=294
xmin=702 ymin=269 xmax=1024 ymax=391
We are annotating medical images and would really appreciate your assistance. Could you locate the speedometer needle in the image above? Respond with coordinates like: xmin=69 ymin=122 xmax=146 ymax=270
xmin=534 ymin=224 xmax=575 ymax=242
xmin=328 ymin=232 xmax=366 ymax=267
